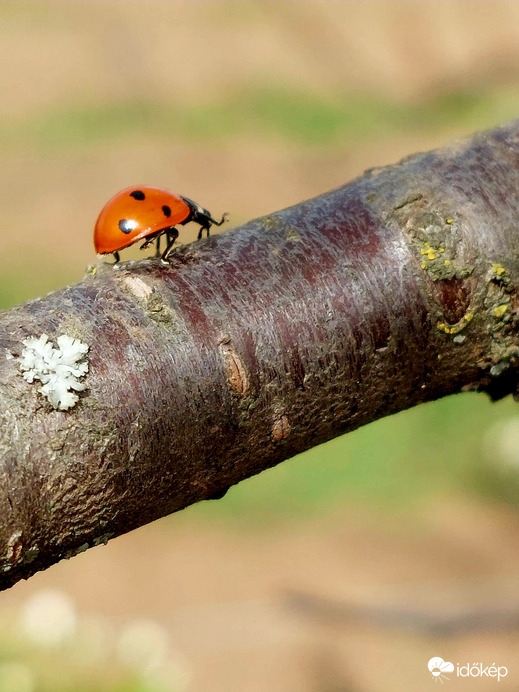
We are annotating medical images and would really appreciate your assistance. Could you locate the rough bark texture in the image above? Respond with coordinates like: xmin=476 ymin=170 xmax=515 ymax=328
xmin=1 ymin=120 xmax=519 ymax=590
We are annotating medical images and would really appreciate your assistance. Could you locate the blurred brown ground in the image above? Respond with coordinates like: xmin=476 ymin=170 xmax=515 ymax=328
xmin=8 ymin=496 xmax=519 ymax=691
xmin=2 ymin=2 xmax=519 ymax=691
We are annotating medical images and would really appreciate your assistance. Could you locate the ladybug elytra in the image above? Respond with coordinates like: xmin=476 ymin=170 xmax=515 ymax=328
xmin=94 ymin=186 xmax=228 ymax=262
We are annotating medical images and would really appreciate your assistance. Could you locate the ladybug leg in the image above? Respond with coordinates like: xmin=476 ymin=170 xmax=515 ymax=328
xmin=154 ymin=234 xmax=161 ymax=258
xmin=197 ymin=224 xmax=211 ymax=241
xmin=161 ymin=228 xmax=179 ymax=263
xmin=112 ymin=251 xmax=120 ymax=264
xmin=209 ymin=212 xmax=229 ymax=227
xmin=196 ymin=212 xmax=228 ymax=240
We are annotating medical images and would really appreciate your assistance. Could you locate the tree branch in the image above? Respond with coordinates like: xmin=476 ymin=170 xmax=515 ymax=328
xmin=1 ymin=120 xmax=519 ymax=590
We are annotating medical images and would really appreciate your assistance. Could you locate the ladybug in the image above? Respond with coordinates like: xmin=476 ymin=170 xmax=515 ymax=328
xmin=94 ymin=186 xmax=228 ymax=263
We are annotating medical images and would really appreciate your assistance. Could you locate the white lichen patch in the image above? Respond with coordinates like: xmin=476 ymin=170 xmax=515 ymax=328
xmin=18 ymin=334 xmax=89 ymax=411
xmin=123 ymin=276 xmax=153 ymax=300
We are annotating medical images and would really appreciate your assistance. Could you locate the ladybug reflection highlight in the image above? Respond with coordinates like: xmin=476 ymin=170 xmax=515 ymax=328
xmin=94 ymin=186 xmax=228 ymax=263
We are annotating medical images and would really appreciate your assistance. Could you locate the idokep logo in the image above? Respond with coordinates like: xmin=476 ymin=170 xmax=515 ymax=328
xmin=428 ymin=657 xmax=509 ymax=683
xmin=428 ymin=657 xmax=454 ymax=683
xmin=457 ymin=662 xmax=508 ymax=682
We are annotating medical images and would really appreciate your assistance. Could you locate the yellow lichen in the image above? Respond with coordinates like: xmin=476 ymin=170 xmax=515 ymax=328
xmin=492 ymin=263 xmax=506 ymax=276
xmin=445 ymin=218 xmax=454 ymax=224
xmin=420 ymin=242 xmax=455 ymax=276
xmin=494 ymin=304 xmax=508 ymax=318
xmin=420 ymin=242 xmax=445 ymax=265
xmin=286 ymin=228 xmax=301 ymax=242
xmin=437 ymin=311 xmax=473 ymax=336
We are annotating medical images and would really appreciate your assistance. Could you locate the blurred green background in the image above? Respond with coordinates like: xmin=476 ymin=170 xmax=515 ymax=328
xmin=2 ymin=3 xmax=519 ymax=691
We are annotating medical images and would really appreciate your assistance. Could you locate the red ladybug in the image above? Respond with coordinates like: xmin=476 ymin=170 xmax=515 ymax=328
xmin=94 ymin=186 xmax=228 ymax=263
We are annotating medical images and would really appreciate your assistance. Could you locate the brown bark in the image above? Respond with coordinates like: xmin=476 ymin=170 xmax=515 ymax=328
xmin=1 ymin=120 xmax=519 ymax=590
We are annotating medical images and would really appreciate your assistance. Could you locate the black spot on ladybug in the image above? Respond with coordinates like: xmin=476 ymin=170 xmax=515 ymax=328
xmin=162 ymin=205 xmax=172 ymax=218
xmin=118 ymin=218 xmax=137 ymax=234
xmin=130 ymin=190 xmax=145 ymax=201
